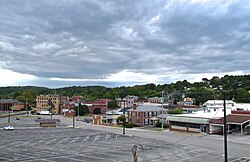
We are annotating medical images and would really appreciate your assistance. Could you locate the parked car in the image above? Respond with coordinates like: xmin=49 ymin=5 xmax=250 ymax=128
xmin=4 ymin=126 xmax=14 ymax=130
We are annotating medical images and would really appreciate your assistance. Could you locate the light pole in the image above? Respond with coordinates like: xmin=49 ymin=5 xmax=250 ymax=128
xmin=73 ymin=111 xmax=75 ymax=128
xmin=202 ymin=78 xmax=241 ymax=162
xmin=8 ymin=106 xmax=11 ymax=123
xmin=48 ymin=99 xmax=53 ymax=120
xmin=123 ymin=99 xmax=126 ymax=135
xmin=26 ymin=98 xmax=28 ymax=117
xmin=161 ymin=91 xmax=164 ymax=131
xmin=77 ymin=99 xmax=80 ymax=117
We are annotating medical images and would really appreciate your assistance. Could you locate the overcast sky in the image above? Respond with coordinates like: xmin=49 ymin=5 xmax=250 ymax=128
xmin=0 ymin=0 xmax=249 ymax=88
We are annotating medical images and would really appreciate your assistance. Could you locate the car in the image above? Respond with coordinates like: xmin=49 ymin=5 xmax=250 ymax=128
xmin=4 ymin=126 xmax=14 ymax=130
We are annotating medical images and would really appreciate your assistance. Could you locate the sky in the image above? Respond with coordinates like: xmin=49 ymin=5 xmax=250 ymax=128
xmin=0 ymin=0 xmax=250 ymax=88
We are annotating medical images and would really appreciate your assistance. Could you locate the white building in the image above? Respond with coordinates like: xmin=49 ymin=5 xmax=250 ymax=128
xmin=235 ymin=103 xmax=250 ymax=110
xmin=203 ymin=100 xmax=237 ymax=110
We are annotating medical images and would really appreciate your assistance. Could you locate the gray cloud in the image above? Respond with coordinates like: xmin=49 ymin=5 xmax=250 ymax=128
xmin=0 ymin=0 xmax=250 ymax=87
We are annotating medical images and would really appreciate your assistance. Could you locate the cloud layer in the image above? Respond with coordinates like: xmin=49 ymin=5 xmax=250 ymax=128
xmin=0 ymin=0 xmax=250 ymax=87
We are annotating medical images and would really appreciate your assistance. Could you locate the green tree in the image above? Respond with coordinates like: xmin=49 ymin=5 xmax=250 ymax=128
xmin=107 ymin=100 xmax=118 ymax=109
xmin=75 ymin=104 xmax=89 ymax=116
xmin=235 ymin=88 xmax=250 ymax=103
xmin=117 ymin=115 xmax=126 ymax=124
xmin=168 ymin=108 xmax=183 ymax=114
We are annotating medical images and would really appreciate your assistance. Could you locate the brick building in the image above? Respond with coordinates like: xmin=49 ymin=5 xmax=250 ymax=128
xmin=36 ymin=95 xmax=60 ymax=114
xmin=0 ymin=99 xmax=20 ymax=111
xmin=127 ymin=105 xmax=166 ymax=126
xmin=90 ymin=99 xmax=110 ymax=114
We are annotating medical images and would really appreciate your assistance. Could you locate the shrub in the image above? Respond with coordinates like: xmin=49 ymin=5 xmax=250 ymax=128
xmin=168 ymin=108 xmax=183 ymax=114
xmin=124 ymin=122 xmax=134 ymax=128
xmin=155 ymin=122 xmax=169 ymax=128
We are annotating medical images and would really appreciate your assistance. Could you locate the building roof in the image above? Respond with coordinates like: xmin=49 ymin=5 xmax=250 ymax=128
xmin=105 ymin=108 xmax=124 ymax=115
xmin=175 ymin=108 xmax=230 ymax=119
xmin=0 ymin=99 xmax=22 ymax=104
xmin=128 ymin=105 xmax=164 ymax=112
xmin=209 ymin=114 xmax=250 ymax=125
xmin=167 ymin=116 xmax=209 ymax=124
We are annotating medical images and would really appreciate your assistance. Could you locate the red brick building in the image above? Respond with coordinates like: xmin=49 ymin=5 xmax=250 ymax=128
xmin=89 ymin=99 xmax=110 ymax=114
xmin=127 ymin=105 xmax=166 ymax=126
xmin=0 ymin=99 xmax=20 ymax=111
xmin=72 ymin=96 xmax=82 ymax=102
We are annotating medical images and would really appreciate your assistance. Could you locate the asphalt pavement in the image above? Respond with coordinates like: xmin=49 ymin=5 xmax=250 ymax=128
xmin=0 ymin=114 xmax=249 ymax=162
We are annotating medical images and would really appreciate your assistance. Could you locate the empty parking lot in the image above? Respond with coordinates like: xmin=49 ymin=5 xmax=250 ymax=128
xmin=0 ymin=127 xmax=227 ymax=162
xmin=0 ymin=115 xmax=249 ymax=161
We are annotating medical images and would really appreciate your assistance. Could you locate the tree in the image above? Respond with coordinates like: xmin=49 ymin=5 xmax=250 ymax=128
xmin=107 ymin=100 xmax=118 ymax=109
xmin=235 ymin=88 xmax=250 ymax=103
xmin=117 ymin=115 xmax=126 ymax=124
xmin=75 ymin=104 xmax=89 ymax=116
xmin=168 ymin=108 xmax=183 ymax=114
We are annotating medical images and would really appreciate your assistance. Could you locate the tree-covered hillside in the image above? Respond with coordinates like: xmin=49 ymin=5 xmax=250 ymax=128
xmin=0 ymin=75 xmax=249 ymax=104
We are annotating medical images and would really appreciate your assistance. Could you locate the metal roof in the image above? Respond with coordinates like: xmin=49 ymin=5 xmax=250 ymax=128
xmin=167 ymin=116 xmax=209 ymax=124
xmin=127 ymin=105 xmax=163 ymax=112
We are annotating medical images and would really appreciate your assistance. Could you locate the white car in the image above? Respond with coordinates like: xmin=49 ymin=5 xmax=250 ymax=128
xmin=3 ymin=126 xmax=14 ymax=130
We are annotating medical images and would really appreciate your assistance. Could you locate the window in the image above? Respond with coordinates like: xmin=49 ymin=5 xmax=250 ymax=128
xmin=137 ymin=119 xmax=140 ymax=124
xmin=188 ymin=123 xmax=200 ymax=129
xmin=145 ymin=119 xmax=148 ymax=125
xmin=145 ymin=112 xmax=148 ymax=117
xmin=149 ymin=112 xmax=152 ymax=117
xmin=136 ymin=112 xmax=139 ymax=117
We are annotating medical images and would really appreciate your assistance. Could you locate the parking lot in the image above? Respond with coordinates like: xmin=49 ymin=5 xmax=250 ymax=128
xmin=0 ymin=115 xmax=249 ymax=161
xmin=0 ymin=127 xmax=220 ymax=162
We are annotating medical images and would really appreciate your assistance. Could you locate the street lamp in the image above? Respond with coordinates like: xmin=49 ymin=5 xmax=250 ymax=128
xmin=161 ymin=91 xmax=164 ymax=131
xmin=48 ymin=99 xmax=54 ymax=120
xmin=73 ymin=111 xmax=75 ymax=128
xmin=26 ymin=98 xmax=28 ymax=117
xmin=123 ymin=99 xmax=126 ymax=135
xmin=202 ymin=78 xmax=241 ymax=162
xmin=77 ymin=99 xmax=80 ymax=117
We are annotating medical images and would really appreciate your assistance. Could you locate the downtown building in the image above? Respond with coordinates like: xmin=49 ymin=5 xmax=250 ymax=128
xmin=36 ymin=95 xmax=60 ymax=114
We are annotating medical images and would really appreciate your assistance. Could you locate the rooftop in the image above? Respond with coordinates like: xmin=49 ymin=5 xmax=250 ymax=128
xmin=128 ymin=105 xmax=164 ymax=112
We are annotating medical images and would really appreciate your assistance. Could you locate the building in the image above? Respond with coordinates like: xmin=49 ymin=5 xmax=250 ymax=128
xmin=0 ymin=99 xmax=21 ymax=111
xmin=203 ymin=100 xmax=237 ymax=110
xmin=60 ymin=103 xmax=76 ymax=115
xmin=209 ymin=111 xmax=250 ymax=135
xmin=71 ymin=96 xmax=82 ymax=103
xmin=148 ymin=97 xmax=164 ymax=104
xmin=177 ymin=97 xmax=195 ymax=106
xmin=127 ymin=105 xmax=167 ymax=126
xmin=122 ymin=95 xmax=139 ymax=108
xmin=36 ymin=95 xmax=60 ymax=114
xmin=60 ymin=96 xmax=70 ymax=104
xmin=235 ymin=103 xmax=250 ymax=110
xmin=90 ymin=99 xmax=110 ymax=114
xmin=167 ymin=107 xmax=230 ymax=133
xmin=92 ymin=108 xmax=125 ymax=126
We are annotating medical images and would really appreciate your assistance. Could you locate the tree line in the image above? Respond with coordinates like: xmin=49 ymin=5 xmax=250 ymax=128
xmin=0 ymin=75 xmax=249 ymax=104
